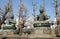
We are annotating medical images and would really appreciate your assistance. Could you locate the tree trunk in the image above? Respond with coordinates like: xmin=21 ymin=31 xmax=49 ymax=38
xmin=19 ymin=24 xmax=23 ymax=36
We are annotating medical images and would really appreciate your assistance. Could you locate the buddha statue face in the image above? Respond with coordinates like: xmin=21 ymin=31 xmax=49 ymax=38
xmin=9 ymin=12 xmax=14 ymax=19
xmin=39 ymin=5 xmax=44 ymax=14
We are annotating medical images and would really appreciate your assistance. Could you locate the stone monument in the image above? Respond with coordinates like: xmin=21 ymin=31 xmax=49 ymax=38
xmin=1 ymin=12 xmax=16 ymax=35
xmin=33 ymin=5 xmax=52 ymax=36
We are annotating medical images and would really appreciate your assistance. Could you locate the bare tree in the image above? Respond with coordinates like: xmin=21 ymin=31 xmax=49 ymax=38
xmin=18 ymin=0 xmax=28 ymax=36
xmin=43 ymin=0 xmax=45 ymax=12
xmin=54 ymin=0 xmax=60 ymax=36
xmin=32 ymin=0 xmax=37 ymax=21
xmin=0 ymin=0 xmax=12 ymax=29
xmin=54 ymin=0 xmax=60 ymax=25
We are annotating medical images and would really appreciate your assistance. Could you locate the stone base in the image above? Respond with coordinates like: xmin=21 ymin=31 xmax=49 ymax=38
xmin=34 ymin=27 xmax=51 ymax=34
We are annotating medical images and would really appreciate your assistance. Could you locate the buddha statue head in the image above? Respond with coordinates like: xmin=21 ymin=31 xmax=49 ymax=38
xmin=39 ymin=5 xmax=44 ymax=14
xmin=9 ymin=12 xmax=14 ymax=19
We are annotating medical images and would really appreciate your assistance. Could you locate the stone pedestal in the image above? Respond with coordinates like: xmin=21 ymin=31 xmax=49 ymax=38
xmin=51 ymin=29 xmax=56 ymax=37
xmin=34 ymin=27 xmax=51 ymax=35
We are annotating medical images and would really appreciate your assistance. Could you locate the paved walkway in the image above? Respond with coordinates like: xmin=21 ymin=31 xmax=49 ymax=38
xmin=0 ymin=34 xmax=59 ymax=39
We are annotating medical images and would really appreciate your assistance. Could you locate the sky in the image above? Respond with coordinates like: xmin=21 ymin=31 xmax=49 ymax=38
xmin=0 ymin=0 xmax=60 ymax=21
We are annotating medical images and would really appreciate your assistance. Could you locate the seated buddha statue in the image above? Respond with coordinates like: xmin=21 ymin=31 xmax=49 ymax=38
xmin=1 ymin=12 xmax=16 ymax=30
xmin=37 ymin=5 xmax=49 ymax=21
xmin=34 ymin=5 xmax=50 ymax=27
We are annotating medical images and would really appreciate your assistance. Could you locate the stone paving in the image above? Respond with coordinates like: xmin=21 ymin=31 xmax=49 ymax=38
xmin=0 ymin=34 xmax=59 ymax=39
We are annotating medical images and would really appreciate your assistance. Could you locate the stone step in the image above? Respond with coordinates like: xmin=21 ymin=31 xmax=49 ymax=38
xmin=32 ymin=37 xmax=59 ymax=39
xmin=1 ymin=37 xmax=59 ymax=39
xmin=8 ymin=37 xmax=30 ymax=39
